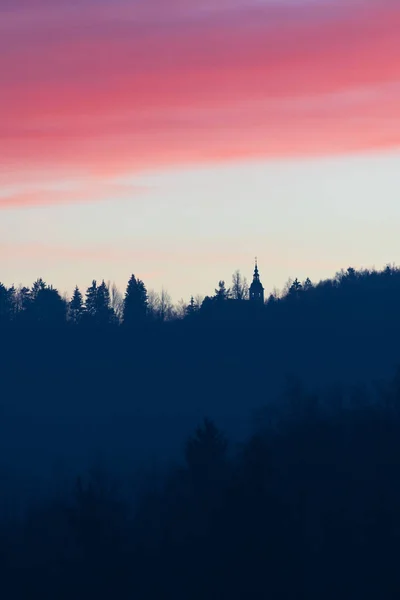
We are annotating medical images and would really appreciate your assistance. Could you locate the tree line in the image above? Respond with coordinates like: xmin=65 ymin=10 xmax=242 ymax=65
xmin=1 ymin=263 xmax=400 ymax=328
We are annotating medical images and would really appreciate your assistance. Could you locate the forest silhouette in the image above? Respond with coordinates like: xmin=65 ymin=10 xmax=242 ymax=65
xmin=2 ymin=263 xmax=400 ymax=598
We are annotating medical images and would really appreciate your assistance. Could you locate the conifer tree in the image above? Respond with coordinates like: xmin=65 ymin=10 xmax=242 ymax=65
xmin=289 ymin=278 xmax=302 ymax=298
xmin=123 ymin=274 xmax=148 ymax=326
xmin=0 ymin=283 xmax=11 ymax=324
xmin=84 ymin=280 xmax=115 ymax=325
xmin=69 ymin=286 xmax=85 ymax=324
xmin=303 ymin=277 xmax=313 ymax=291
xmin=214 ymin=280 xmax=231 ymax=301
xmin=31 ymin=278 xmax=46 ymax=299
xmin=85 ymin=280 xmax=98 ymax=318
xmin=186 ymin=296 xmax=196 ymax=317
xmin=96 ymin=280 xmax=115 ymax=325
xmin=96 ymin=280 xmax=110 ymax=314
xmin=30 ymin=286 xmax=66 ymax=325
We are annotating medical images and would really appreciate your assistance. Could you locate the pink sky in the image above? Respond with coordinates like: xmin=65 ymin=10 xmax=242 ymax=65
xmin=1 ymin=0 xmax=400 ymax=208
xmin=2 ymin=0 xmax=400 ymax=302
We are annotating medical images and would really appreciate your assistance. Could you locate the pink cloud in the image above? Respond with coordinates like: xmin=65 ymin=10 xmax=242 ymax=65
xmin=0 ymin=182 xmax=145 ymax=209
xmin=1 ymin=0 xmax=400 ymax=206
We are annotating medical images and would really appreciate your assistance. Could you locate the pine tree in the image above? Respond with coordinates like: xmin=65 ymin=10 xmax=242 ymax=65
xmin=31 ymin=278 xmax=46 ymax=299
xmin=123 ymin=274 xmax=148 ymax=326
xmin=303 ymin=277 xmax=313 ymax=291
xmin=96 ymin=280 xmax=115 ymax=325
xmin=0 ymin=283 xmax=12 ymax=324
xmin=186 ymin=295 xmax=196 ymax=317
xmin=84 ymin=280 xmax=115 ymax=325
xmin=289 ymin=278 xmax=302 ymax=298
xmin=85 ymin=280 xmax=98 ymax=318
xmin=29 ymin=286 xmax=66 ymax=325
xmin=214 ymin=280 xmax=231 ymax=301
xmin=69 ymin=286 xmax=85 ymax=324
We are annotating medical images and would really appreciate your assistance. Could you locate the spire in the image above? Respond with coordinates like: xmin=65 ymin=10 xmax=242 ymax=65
xmin=249 ymin=256 xmax=264 ymax=303
xmin=253 ymin=256 xmax=259 ymax=281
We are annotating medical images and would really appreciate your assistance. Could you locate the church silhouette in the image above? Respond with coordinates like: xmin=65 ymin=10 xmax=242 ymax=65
xmin=249 ymin=258 xmax=264 ymax=303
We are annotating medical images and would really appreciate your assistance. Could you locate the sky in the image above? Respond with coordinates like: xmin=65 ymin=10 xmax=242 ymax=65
xmin=1 ymin=0 xmax=400 ymax=301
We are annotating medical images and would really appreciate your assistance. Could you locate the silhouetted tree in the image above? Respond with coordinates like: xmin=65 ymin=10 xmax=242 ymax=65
xmin=28 ymin=286 xmax=67 ymax=326
xmin=346 ymin=266 xmax=357 ymax=280
xmin=31 ymin=278 xmax=46 ymax=300
xmin=15 ymin=286 xmax=31 ymax=313
xmin=147 ymin=289 xmax=159 ymax=321
xmin=186 ymin=296 xmax=196 ymax=317
xmin=289 ymin=277 xmax=302 ymax=297
xmin=123 ymin=274 xmax=148 ymax=326
xmin=158 ymin=288 xmax=175 ymax=322
xmin=231 ymin=270 xmax=249 ymax=300
xmin=82 ymin=280 xmax=114 ymax=325
xmin=68 ymin=286 xmax=85 ymax=324
xmin=303 ymin=277 xmax=313 ymax=291
xmin=0 ymin=284 xmax=13 ymax=324
xmin=266 ymin=287 xmax=280 ymax=307
xmin=199 ymin=295 xmax=213 ymax=314
xmin=85 ymin=280 xmax=98 ymax=319
xmin=108 ymin=282 xmax=124 ymax=324
xmin=194 ymin=294 xmax=204 ymax=310
xmin=214 ymin=280 xmax=230 ymax=301
xmin=7 ymin=285 xmax=17 ymax=322
xmin=96 ymin=280 xmax=115 ymax=325
xmin=175 ymin=298 xmax=187 ymax=319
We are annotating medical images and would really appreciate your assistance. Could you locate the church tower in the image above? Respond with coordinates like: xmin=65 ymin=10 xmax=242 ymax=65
xmin=249 ymin=258 xmax=264 ymax=304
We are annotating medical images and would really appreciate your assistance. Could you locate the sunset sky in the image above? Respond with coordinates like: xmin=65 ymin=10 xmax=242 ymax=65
xmin=1 ymin=0 xmax=400 ymax=301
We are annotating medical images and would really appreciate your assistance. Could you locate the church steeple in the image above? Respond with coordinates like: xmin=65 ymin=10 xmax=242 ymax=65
xmin=253 ymin=257 xmax=260 ymax=280
xmin=249 ymin=257 xmax=264 ymax=303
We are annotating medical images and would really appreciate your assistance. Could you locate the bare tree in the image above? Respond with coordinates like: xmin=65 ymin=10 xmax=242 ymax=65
xmin=107 ymin=281 xmax=124 ymax=323
xmin=267 ymin=286 xmax=281 ymax=305
xmin=147 ymin=289 xmax=160 ymax=320
xmin=272 ymin=287 xmax=280 ymax=299
xmin=175 ymin=298 xmax=187 ymax=320
xmin=158 ymin=288 xmax=175 ymax=322
xmin=231 ymin=270 xmax=249 ymax=300
xmin=282 ymin=277 xmax=294 ymax=298
xmin=147 ymin=288 xmax=175 ymax=321
xmin=194 ymin=294 xmax=204 ymax=310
